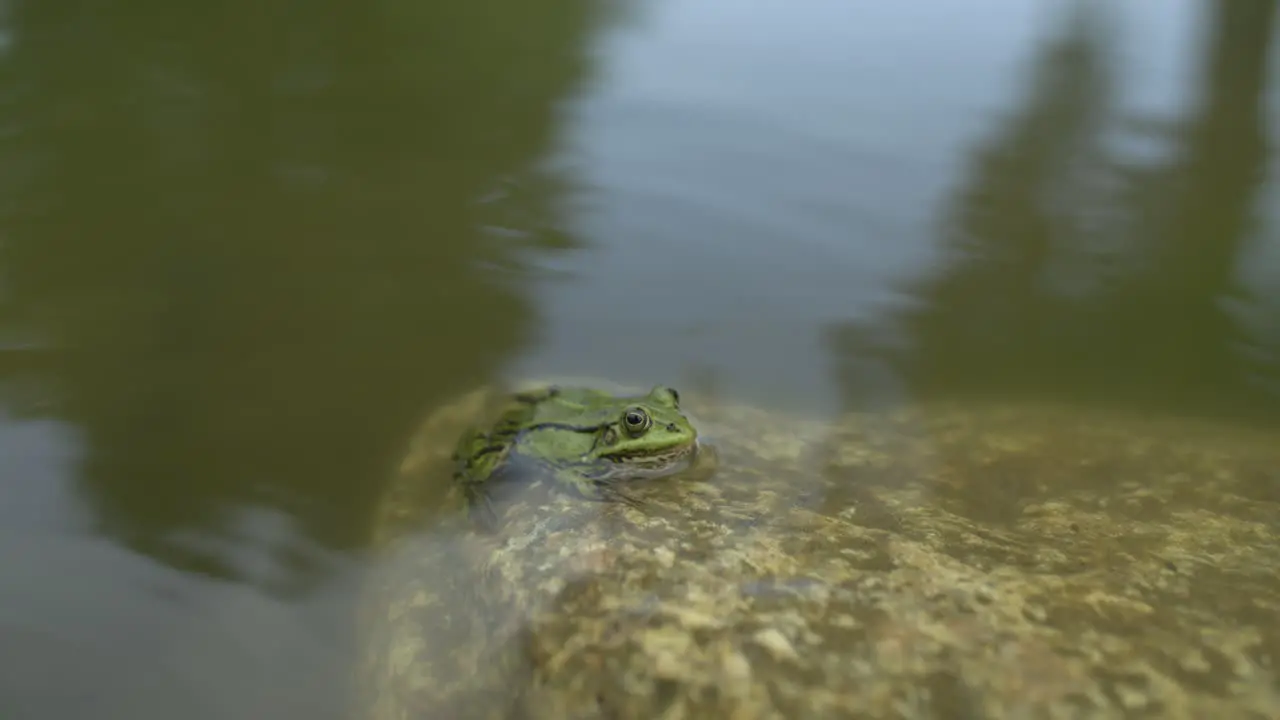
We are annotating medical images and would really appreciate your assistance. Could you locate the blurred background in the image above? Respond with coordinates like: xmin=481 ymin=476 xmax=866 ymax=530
xmin=0 ymin=0 xmax=1276 ymax=717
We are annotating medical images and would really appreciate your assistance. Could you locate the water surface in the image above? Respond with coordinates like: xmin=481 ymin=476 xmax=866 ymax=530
xmin=0 ymin=0 xmax=1276 ymax=717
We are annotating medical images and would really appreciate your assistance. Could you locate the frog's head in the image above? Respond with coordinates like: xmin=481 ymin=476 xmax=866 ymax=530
xmin=589 ymin=385 xmax=698 ymax=478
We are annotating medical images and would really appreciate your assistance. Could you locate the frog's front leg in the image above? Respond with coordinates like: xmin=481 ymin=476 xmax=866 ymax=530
xmin=460 ymin=477 xmax=502 ymax=532
xmin=685 ymin=441 xmax=720 ymax=484
xmin=552 ymin=468 xmax=646 ymax=510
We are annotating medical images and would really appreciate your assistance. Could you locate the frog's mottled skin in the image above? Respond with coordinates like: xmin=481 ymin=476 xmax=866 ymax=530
xmin=356 ymin=380 xmax=1280 ymax=720
xmin=449 ymin=384 xmax=700 ymax=530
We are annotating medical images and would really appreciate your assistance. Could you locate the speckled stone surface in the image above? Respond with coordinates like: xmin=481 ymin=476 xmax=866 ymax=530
xmin=354 ymin=382 xmax=1280 ymax=719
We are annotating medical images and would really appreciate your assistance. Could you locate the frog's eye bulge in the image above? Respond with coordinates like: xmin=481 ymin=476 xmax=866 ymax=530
xmin=622 ymin=407 xmax=651 ymax=436
xmin=647 ymin=385 xmax=680 ymax=408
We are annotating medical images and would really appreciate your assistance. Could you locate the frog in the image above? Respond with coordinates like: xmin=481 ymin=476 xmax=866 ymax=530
xmin=355 ymin=378 xmax=1280 ymax=720
xmin=449 ymin=383 xmax=702 ymax=530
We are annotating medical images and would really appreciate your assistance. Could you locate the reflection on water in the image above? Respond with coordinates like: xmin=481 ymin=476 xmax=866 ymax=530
xmin=831 ymin=0 xmax=1279 ymax=424
xmin=0 ymin=0 xmax=601 ymax=579
xmin=0 ymin=0 xmax=607 ymax=716
xmin=0 ymin=0 xmax=1277 ymax=717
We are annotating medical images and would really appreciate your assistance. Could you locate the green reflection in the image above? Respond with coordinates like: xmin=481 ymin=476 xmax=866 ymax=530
xmin=0 ymin=0 xmax=603 ymax=588
xmin=830 ymin=0 xmax=1279 ymax=423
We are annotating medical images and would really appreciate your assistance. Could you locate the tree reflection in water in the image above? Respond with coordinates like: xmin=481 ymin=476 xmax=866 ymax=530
xmin=829 ymin=0 xmax=1279 ymax=425
xmin=0 ymin=0 xmax=609 ymax=593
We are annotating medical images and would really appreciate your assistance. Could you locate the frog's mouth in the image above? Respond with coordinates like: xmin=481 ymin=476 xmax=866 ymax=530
xmin=597 ymin=441 xmax=698 ymax=480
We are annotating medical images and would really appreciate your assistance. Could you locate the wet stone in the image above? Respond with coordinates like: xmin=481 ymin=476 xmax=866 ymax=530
xmin=356 ymin=384 xmax=1280 ymax=719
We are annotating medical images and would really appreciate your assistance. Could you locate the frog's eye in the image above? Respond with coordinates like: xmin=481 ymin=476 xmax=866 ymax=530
xmin=622 ymin=407 xmax=651 ymax=436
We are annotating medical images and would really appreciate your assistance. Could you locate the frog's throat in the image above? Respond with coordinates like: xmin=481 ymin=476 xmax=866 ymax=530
xmin=589 ymin=442 xmax=698 ymax=480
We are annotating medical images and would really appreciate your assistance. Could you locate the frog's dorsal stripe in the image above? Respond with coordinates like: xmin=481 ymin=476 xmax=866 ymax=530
xmin=521 ymin=421 xmax=610 ymax=433
xmin=467 ymin=443 xmax=510 ymax=460
xmin=461 ymin=421 xmax=610 ymax=472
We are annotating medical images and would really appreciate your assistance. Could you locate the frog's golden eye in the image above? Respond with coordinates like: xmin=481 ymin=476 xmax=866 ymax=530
xmin=622 ymin=407 xmax=651 ymax=436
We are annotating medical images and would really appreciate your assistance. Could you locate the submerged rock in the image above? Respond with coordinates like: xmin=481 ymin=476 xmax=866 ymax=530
xmin=355 ymin=381 xmax=1280 ymax=719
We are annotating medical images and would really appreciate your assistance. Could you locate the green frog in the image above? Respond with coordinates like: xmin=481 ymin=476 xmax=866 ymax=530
xmin=450 ymin=384 xmax=702 ymax=530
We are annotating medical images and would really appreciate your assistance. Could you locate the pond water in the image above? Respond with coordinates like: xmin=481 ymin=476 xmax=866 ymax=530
xmin=0 ymin=0 xmax=1277 ymax=717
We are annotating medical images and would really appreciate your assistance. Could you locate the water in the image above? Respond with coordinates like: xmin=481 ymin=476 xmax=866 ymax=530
xmin=0 ymin=0 xmax=1276 ymax=717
